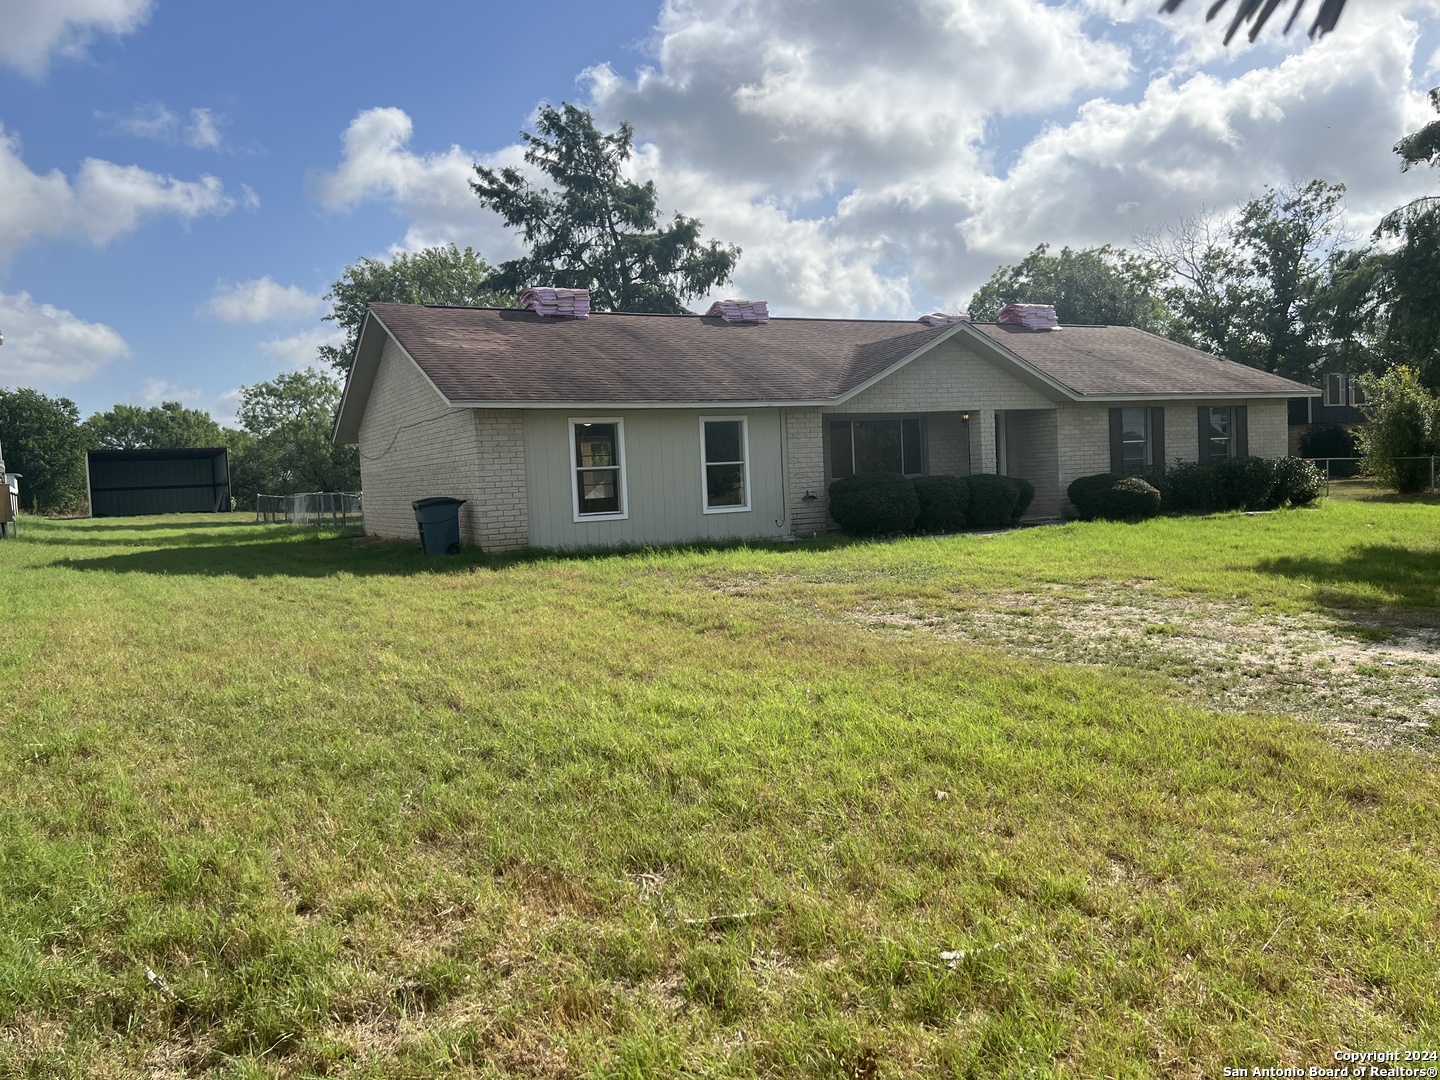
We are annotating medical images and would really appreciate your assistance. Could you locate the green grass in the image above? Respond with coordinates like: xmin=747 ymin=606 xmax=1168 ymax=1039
xmin=0 ymin=502 xmax=1437 ymax=1077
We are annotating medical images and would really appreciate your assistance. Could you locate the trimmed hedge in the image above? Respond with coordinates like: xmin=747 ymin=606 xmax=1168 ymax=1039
xmin=827 ymin=472 xmax=920 ymax=536
xmin=963 ymin=474 xmax=1022 ymax=529
xmin=1010 ymin=478 xmax=1036 ymax=526
xmin=1069 ymin=456 xmax=1324 ymax=521
xmin=912 ymin=475 xmax=969 ymax=533
xmin=1067 ymin=473 xmax=1160 ymax=521
xmin=1272 ymin=456 xmax=1324 ymax=507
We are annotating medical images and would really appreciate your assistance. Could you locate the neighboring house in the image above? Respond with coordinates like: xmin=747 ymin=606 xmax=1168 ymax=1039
xmin=333 ymin=302 xmax=1317 ymax=551
xmin=1288 ymin=373 xmax=1366 ymax=455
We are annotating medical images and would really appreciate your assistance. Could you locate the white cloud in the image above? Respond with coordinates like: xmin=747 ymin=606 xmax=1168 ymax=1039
xmin=210 ymin=388 xmax=242 ymax=428
xmin=138 ymin=377 xmax=201 ymax=404
xmin=0 ymin=0 xmax=153 ymax=79
xmin=204 ymin=277 xmax=322 ymax=324
xmin=308 ymin=106 xmax=528 ymax=256
xmin=0 ymin=123 xmax=242 ymax=257
xmin=261 ymin=326 xmax=344 ymax=368
xmin=106 ymin=103 xmax=229 ymax=150
xmin=310 ymin=0 xmax=1440 ymax=317
xmin=0 ymin=290 xmax=130 ymax=384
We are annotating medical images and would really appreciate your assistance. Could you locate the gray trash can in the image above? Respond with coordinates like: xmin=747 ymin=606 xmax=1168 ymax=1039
xmin=412 ymin=496 xmax=467 ymax=556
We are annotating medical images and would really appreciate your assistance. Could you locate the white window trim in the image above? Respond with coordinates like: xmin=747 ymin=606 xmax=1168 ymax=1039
xmin=1208 ymin=405 xmax=1236 ymax=459
xmin=569 ymin=416 xmax=629 ymax=523
xmin=699 ymin=415 xmax=752 ymax=514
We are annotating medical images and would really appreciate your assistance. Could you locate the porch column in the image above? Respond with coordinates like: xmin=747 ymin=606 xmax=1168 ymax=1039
xmin=969 ymin=410 xmax=998 ymax=474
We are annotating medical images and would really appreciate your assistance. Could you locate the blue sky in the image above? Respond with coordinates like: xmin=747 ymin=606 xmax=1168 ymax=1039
xmin=1 ymin=0 xmax=1436 ymax=426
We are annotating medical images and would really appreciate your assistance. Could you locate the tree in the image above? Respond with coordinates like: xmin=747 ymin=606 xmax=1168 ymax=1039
xmin=472 ymin=103 xmax=739 ymax=313
xmin=1140 ymin=180 xmax=1349 ymax=381
xmin=228 ymin=369 xmax=359 ymax=506
xmin=966 ymin=244 xmax=1171 ymax=331
xmin=320 ymin=245 xmax=510 ymax=374
xmin=0 ymin=388 xmax=89 ymax=512
xmin=84 ymin=401 xmax=225 ymax=449
xmin=1374 ymin=88 xmax=1440 ymax=389
xmin=1355 ymin=366 xmax=1440 ymax=493
xmin=1154 ymin=0 xmax=1347 ymax=44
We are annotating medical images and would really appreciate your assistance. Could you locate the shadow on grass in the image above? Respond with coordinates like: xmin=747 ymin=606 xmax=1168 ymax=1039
xmin=51 ymin=529 xmax=860 ymax=578
xmin=1258 ymin=544 xmax=1440 ymax=611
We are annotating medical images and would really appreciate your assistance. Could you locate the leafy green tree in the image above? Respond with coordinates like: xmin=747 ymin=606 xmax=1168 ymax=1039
xmin=320 ymin=244 xmax=510 ymax=373
xmin=84 ymin=401 xmax=225 ymax=449
xmin=1356 ymin=366 xmax=1440 ymax=492
xmin=0 ymin=387 xmax=90 ymax=512
xmin=1142 ymin=181 xmax=1348 ymax=381
xmin=1373 ymin=89 xmax=1440 ymax=389
xmin=472 ymin=103 xmax=740 ymax=313
xmin=228 ymin=369 xmax=359 ymax=506
xmin=965 ymin=244 xmax=1170 ymax=330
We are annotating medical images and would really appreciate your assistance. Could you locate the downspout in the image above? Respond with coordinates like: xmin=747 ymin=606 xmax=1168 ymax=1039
xmin=775 ymin=407 xmax=789 ymax=535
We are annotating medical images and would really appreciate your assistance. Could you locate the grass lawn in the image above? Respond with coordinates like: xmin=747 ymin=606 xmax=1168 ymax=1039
xmin=0 ymin=501 xmax=1437 ymax=1078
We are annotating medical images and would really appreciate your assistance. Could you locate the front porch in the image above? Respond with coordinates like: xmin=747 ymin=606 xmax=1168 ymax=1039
xmin=816 ymin=407 xmax=1063 ymax=526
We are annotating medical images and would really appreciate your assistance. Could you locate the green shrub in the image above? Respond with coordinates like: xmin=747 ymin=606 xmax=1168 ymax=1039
xmin=1356 ymin=366 xmax=1440 ymax=493
xmin=1067 ymin=473 xmax=1160 ymax=521
xmin=827 ymin=473 xmax=920 ymax=536
xmin=1298 ymin=424 xmax=1357 ymax=459
xmin=1271 ymin=456 xmax=1324 ymax=507
xmin=911 ymin=475 xmax=969 ymax=533
xmin=1214 ymin=456 xmax=1279 ymax=511
xmin=1157 ymin=461 xmax=1222 ymax=514
xmin=1010 ymin=478 xmax=1036 ymax=525
xmin=964 ymin=475 xmax=1021 ymax=529
xmin=1066 ymin=473 xmax=1124 ymax=520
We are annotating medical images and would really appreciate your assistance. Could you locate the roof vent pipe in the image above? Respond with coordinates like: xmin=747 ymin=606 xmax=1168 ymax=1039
xmin=996 ymin=303 xmax=1061 ymax=331
xmin=706 ymin=299 xmax=769 ymax=324
xmin=918 ymin=312 xmax=970 ymax=327
xmin=520 ymin=287 xmax=590 ymax=318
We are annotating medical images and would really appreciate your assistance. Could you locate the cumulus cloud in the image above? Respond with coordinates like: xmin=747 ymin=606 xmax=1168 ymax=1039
xmin=204 ymin=277 xmax=322 ymax=324
xmin=138 ymin=378 xmax=201 ymax=404
xmin=106 ymin=103 xmax=228 ymax=150
xmin=308 ymin=106 xmax=527 ymax=255
xmin=0 ymin=290 xmax=131 ymax=384
xmin=310 ymin=0 xmax=1440 ymax=316
xmin=0 ymin=0 xmax=153 ymax=79
xmin=261 ymin=326 xmax=344 ymax=368
xmin=0 ymin=123 xmax=243 ymax=257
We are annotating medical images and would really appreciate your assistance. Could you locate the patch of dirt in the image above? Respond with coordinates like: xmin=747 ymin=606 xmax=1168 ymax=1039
xmin=851 ymin=586 xmax=1440 ymax=750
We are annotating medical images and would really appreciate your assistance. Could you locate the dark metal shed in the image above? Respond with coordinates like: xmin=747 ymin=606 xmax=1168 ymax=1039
xmin=86 ymin=447 xmax=232 ymax=517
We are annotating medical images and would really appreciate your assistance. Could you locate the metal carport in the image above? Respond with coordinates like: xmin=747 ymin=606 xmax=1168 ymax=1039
xmin=86 ymin=447 xmax=232 ymax=517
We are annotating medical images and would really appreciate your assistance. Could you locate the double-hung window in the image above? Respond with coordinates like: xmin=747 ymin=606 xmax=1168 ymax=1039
xmin=1108 ymin=407 xmax=1165 ymax=474
xmin=1197 ymin=405 xmax=1248 ymax=461
xmin=829 ymin=418 xmax=925 ymax=479
xmin=700 ymin=417 xmax=750 ymax=513
xmin=570 ymin=419 xmax=627 ymax=520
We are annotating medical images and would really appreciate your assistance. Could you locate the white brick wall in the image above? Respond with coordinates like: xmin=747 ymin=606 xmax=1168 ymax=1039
xmin=474 ymin=409 xmax=529 ymax=552
xmin=357 ymin=338 xmax=532 ymax=551
xmin=784 ymin=407 xmax=828 ymax=536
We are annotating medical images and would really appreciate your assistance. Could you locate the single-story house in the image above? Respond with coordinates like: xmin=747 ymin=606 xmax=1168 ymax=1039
xmin=332 ymin=300 xmax=1317 ymax=551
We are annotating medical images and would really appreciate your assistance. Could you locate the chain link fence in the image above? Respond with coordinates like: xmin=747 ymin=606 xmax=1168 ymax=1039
xmin=255 ymin=491 xmax=363 ymax=527
xmin=1305 ymin=457 xmax=1439 ymax=497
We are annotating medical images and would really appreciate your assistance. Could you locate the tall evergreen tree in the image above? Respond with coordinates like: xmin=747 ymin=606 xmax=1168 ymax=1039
xmin=472 ymin=104 xmax=739 ymax=313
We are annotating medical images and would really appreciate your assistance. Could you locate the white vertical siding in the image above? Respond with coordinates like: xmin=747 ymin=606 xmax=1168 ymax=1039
xmin=523 ymin=409 xmax=788 ymax=549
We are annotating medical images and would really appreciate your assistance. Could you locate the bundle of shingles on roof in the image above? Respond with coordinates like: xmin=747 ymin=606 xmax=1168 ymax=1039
xmin=520 ymin=287 xmax=590 ymax=318
xmin=996 ymin=303 xmax=1061 ymax=331
xmin=705 ymin=299 xmax=769 ymax=324
xmin=918 ymin=312 xmax=971 ymax=327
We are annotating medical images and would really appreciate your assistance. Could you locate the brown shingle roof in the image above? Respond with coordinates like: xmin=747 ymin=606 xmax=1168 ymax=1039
xmin=969 ymin=322 xmax=1309 ymax=397
xmin=365 ymin=303 xmax=1315 ymax=405
xmin=369 ymin=303 xmax=950 ymax=403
